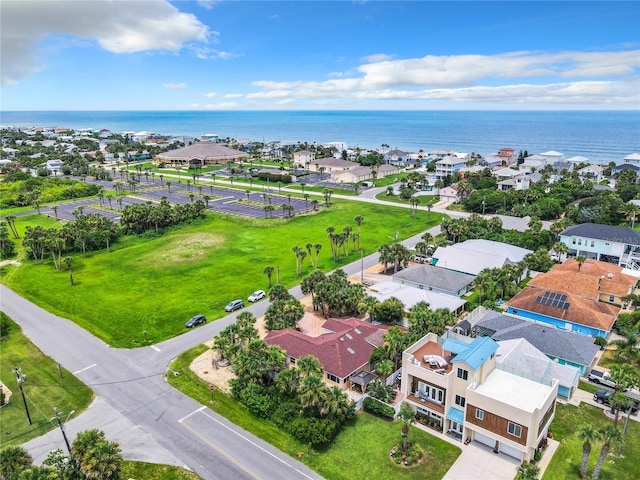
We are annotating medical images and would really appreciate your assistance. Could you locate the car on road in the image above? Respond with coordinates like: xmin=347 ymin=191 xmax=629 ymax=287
xmin=225 ymin=299 xmax=244 ymax=312
xmin=185 ymin=314 xmax=206 ymax=328
xmin=248 ymin=290 xmax=266 ymax=302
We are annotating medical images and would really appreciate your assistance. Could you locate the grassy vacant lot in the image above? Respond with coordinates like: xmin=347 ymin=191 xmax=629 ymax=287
xmin=0 ymin=313 xmax=94 ymax=448
xmin=543 ymin=402 xmax=640 ymax=480
xmin=1 ymin=200 xmax=440 ymax=347
xmin=121 ymin=461 xmax=202 ymax=480
xmin=167 ymin=346 xmax=460 ymax=480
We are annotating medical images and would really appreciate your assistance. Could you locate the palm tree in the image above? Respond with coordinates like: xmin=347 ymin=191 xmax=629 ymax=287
xmin=398 ymin=402 xmax=415 ymax=454
xmin=354 ymin=215 xmax=364 ymax=250
xmin=79 ymin=439 xmax=122 ymax=479
xmin=297 ymin=355 xmax=323 ymax=378
xmin=577 ymin=424 xmax=600 ymax=479
xmin=591 ymin=425 xmax=622 ymax=480
xmin=374 ymin=358 xmax=394 ymax=381
xmin=552 ymin=242 xmax=569 ymax=262
xmin=576 ymin=255 xmax=587 ymax=271
xmin=64 ymin=257 xmax=74 ymax=285
xmin=0 ymin=446 xmax=33 ymax=479
xmin=299 ymin=373 xmax=328 ymax=412
xmin=619 ymin=203 xmax=640 ymax=228
xmin=263 ymin=266 xmax=274 ymax=289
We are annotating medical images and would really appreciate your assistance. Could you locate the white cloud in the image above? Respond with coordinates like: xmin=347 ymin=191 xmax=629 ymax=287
xmin=163 ymin=83 xmax=187 ymax=89
xmin=247 ymin=50 xmax=640 ymax=106
xmin=199 ymin=92 xmax=244 ymax=98
xmin=189 ymin=46 xmax=239 ymax=60
xmin=1 ymin=0 xmax=209 ymax=85
xmin=361 ymin=53 xmax=394 ymax=63
xmin=197 ymin=0 xmax=219 ymax=10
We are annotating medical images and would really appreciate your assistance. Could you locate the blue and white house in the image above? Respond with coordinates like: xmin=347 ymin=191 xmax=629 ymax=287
xmin=558 ymin=223 xmax=640 ymax=270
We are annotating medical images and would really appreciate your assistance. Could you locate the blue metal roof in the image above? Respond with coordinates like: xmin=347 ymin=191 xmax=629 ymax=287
xmin=452 ymin=336 xmax=499 ymax=370
xmin=442 ymin=338 xmax=471 ymax=355
xmin=446 ymin=407 xmax=465 ymax=423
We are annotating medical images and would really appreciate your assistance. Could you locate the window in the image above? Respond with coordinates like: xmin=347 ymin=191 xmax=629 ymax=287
xmin=475 ymin=409 xmax=484 ymax=421
xmin=417 ymin=382 xmax=444 ymax=404
xmin=591 ymin=241 xmax=595 ymax=247
xmin=457 ymin=368 xmax=468 ymax=380
xmin=327 ymin=373 xmax=340 ymax=383
xmin=578 ymin=239 xmax=582 ymax=246
xmin=508 ymin=422 xmax=522 ymax=438
xmin=455 ymin=395 xmax=466 ymax=407
xmin=609 ymin=295 xmax=615 ymax=303
xmin=572 ymin=238 xmax=576 ymax=245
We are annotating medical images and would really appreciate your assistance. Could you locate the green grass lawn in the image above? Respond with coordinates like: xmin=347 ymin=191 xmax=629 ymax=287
xmin=167 ymin=346 xmax=460 ymax=480
xmin=578 ymin=381 xmax=601 ymax=394
xmin=543 ymin=403 xmax=640 ymax=480
xmin=121 ymin=461 xmax=202 ymax=480
xmin=306 ymin=413 xmax=460 ymax=480
xmin=0 ymin=313 xmax=94 ymax=448
xmin=1 ymin=201 xmax=441 ymax=348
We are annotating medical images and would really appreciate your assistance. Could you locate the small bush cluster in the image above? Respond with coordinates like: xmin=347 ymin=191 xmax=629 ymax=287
xmin=363 ymin=397 xmax=395 ymax=419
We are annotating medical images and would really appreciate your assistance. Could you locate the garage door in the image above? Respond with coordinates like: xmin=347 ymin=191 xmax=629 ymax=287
xmin=499 ymin=442 xmax=524 ymax=461
xmin=474 ymin=431 xmax=496 ymax=449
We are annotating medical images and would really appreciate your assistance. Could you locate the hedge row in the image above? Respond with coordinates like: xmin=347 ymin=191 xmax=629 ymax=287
xmin=363 ymin=396 xmax=395 ymax=419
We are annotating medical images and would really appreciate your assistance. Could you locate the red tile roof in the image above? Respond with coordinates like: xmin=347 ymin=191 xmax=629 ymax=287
xmin=552 ymin=258 xmax=636 ymax=296
xmin=264 ymin=318 xmax=388 ymax=378
xmin=506 ymin=286 xmax=618 ymax=331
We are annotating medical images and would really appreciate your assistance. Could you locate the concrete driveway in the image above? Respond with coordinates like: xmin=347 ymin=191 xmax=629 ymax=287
xmin=443 ymin=442 xmax=520 ymax=480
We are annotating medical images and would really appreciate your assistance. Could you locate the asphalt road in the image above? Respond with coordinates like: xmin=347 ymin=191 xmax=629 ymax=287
xmin=1 ymin=285 xmax=323 ymax=480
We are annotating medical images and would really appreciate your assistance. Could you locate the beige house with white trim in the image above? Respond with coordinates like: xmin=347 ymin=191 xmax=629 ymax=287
xmin=401 ymin=332 xmax=557 ymax=462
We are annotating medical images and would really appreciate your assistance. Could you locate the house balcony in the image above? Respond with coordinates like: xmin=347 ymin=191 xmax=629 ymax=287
xmin=406 ymin=392 xmax=445 ymax=414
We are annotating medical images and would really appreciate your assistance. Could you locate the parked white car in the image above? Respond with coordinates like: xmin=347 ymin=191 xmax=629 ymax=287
xmin=248 ymin=290 xmax=266 ymax=302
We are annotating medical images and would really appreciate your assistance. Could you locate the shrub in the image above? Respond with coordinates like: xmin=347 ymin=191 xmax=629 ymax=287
xmin=363 ymin=397 xmax=395 ymax=419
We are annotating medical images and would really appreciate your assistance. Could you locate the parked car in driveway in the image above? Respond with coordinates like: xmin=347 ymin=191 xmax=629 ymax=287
xmin=185 ymin=314 xmax=206 ymax=328
xmin=594 ymin=389 xmax=612 ymax=405
xmin=248 ymin=290 xmax=266 ymax=302
xmin=225 ymin=299 xmax=244 ymax=312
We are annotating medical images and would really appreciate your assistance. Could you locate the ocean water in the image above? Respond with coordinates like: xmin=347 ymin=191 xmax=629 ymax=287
xmin=1 ymin=110 xmax=639 ymax=165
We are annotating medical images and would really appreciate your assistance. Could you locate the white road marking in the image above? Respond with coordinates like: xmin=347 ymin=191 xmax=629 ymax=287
xmin=180 ymin=420 xmax=260 ymax=479
xmin=186 ymin=409 xmax=316 ymax=480
xmin=73 ymin=363 xmax=97 ymax=374
xmin=150 ymin=345 xmax=161 ymax=352
xmin=178 ymin=405 xmax=206 ymax=423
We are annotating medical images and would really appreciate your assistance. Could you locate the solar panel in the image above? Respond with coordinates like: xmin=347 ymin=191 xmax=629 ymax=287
xmin=535 ymin=290 xmax=570 ymax=310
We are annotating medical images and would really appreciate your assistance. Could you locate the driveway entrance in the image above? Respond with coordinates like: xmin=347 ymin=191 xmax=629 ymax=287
xmin=443 ymin=441 xmax=520 ymax=480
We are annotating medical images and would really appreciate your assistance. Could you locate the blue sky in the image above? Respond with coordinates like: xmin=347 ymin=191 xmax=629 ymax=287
xmin=1 ymin=1 xmax=639 ymax=110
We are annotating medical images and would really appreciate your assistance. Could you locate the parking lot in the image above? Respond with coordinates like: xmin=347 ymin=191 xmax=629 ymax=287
xmin=34 ymin=175 xmax=316 ymax=223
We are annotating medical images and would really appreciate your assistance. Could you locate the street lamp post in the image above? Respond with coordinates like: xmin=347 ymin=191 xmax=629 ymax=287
xmin=360 ymin=249 xmax=364 ymax=283
xmin=11 ymin=366 xmax=32 ymax=425
xmin=53 ymin=407 xmax=74 ymax=456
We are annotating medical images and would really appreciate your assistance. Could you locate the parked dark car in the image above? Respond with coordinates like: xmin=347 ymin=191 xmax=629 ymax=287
xmin=224 ymin=299 xmax=244 ymax=312
xmin=185 ymin=314 xmax=206 ymax=328
xmin=594 ymin=389 xmax=612 ymax=405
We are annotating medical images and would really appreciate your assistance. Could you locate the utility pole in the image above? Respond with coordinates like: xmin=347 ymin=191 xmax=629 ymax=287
xmin=53 ymin=406 xmax=74 ymax=456
xmin=12 ymin=366 xmax=32 ymax=425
